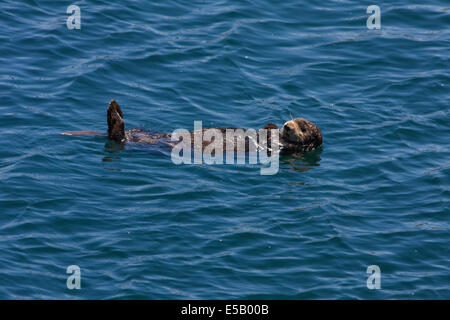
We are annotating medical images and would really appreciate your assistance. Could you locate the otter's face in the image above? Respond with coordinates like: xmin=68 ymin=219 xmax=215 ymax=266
xmin=281 ymin=119 xmax=306 ymax=144
xmin=280 ymin=118 xmax=323 ymax=152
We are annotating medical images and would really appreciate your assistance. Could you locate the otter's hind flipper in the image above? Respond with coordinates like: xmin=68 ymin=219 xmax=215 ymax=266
xmin=107 ymin=100 xmax=125 ymax=143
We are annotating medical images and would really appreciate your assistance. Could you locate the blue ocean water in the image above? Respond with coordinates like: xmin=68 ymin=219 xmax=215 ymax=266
xmin=0 ymin=0 xmax=449 ymax=299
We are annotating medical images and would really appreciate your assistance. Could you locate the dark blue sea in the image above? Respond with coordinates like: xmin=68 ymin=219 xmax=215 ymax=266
xmin=0 ymin=0 xmax=449 ymax=299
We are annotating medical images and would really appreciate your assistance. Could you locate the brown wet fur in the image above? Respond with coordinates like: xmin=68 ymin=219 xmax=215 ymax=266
xmin=280 ymin=118 xmax=323 ymax=153
xmin=74 ymin=100 xmax=322 ymax=154
xmin=107 ymin=100 xmax=125 ymax=143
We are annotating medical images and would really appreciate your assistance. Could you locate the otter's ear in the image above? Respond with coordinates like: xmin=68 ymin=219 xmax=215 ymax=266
xmin=264 ymin=123 xmax=278 ymax=130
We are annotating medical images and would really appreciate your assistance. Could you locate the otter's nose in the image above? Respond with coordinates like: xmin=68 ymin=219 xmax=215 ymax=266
xmin=283 ymin=125 xmax=291 ymax=132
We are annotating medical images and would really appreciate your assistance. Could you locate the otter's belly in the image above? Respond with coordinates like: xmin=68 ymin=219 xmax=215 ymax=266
xmin=125 ymin=129 xmax=171 ymax=144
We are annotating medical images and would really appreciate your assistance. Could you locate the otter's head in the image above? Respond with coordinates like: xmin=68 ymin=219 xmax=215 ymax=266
xmin=107 ymin=100 xmax=125 ymax=143
xmin=280 ymin=118 xmax=322 ymax=152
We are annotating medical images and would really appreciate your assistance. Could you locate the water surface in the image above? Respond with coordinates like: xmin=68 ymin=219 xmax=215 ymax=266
xmin=0 ymin=0 xmax=449 ymax=299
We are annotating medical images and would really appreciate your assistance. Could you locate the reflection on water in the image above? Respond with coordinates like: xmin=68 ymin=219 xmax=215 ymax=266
xmin=101 ymin=137 xmax=323 ymax=175
xmin=281 ymin=148 xmax=322 ymax=172
xmin=102 ymin=140 xmax=125 ymax=163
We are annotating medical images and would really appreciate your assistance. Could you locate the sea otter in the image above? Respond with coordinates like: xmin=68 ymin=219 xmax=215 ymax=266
xmin=61 ymin=100 xmax=322 ymax=154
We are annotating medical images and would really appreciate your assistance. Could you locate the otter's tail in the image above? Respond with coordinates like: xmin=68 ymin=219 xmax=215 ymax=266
xmin=107 ymin=100 xmax=125 ymax=143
